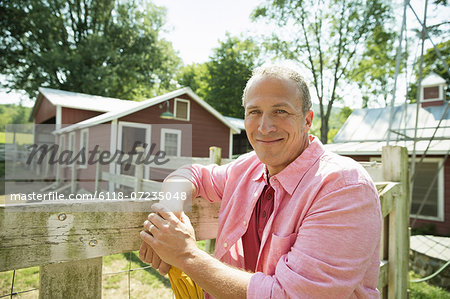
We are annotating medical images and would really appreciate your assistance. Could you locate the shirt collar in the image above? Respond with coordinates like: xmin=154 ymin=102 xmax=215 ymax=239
xmin=272 ymin=135 xmax=325 ymax=195
xmin=250 ymin=136 xmax=325 ymax=193
xmin=252 ymin=163 xmax=266 ymax=183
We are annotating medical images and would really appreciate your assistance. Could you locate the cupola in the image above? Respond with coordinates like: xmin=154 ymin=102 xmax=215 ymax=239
xmin=420 ymin=72 xmax=447 ymax=107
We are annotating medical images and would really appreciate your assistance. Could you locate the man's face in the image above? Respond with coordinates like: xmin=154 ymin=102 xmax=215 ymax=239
xmin=244 ymin=76 xmax=313 ymax=175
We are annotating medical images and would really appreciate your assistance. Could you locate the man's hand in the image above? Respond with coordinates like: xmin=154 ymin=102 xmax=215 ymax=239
xmin=140 ymin=203 xmax=198 ymax=269
xmin=138 ymin=241 xmax=171 ymax=275
xmin=141 ymin=176 xmax=195 ymax=267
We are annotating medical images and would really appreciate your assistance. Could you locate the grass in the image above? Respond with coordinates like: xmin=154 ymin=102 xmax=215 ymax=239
xmin=0 ymin=243 xmax=207 ymax=298
xmin=0 ymin=132 xmax=33 ymax=145
xmin=410 ymin=271 xmax=450 ymax=299
xmin=0 ymin=266 xmax=40 ymax=298
xmin=0 ymin=251 xmax=173 ymax=299
xmin=102 ymin=251 xmax=173 ymax=298
xmin=2 ymin=252 xmax=448 ymax=298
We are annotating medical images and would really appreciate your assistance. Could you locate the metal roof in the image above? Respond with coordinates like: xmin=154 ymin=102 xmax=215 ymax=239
xmin=325 ymin=139 xmax=450 ymax=155
xmin=328 ymin=102 xmax=450 ymax=155
xmin=30 ymin=87 xmax=140 ymax=121
xmin=334 ymin=103 xmax=450 ymax=142
xmin=224 ymin=116 xmax=245 ymax=130
xmin=38 ymin=87 xmax=139 ymax=112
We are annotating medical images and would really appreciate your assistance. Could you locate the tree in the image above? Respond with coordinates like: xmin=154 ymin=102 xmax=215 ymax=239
xmin=205 ymin=35 xmax=262 ymax=118
xmin=253 ymin=0 xmax=394 ymax=143
xmin=310 ymin=105 xmax=353 ymax=143
xmin=350 ymin=26 xmax=399 ymax=108
xmin=0 ymin=0 xmax=180 ymax=101
xmin=177 ymin=34 xmax=262 ymax=118
xmin=0 ymin=104 xmax=31 ymax=131
xmin=177 ymin=63 xmax=209 ymax=100
xmin=407 ymin=40 xmax=449 ymax=102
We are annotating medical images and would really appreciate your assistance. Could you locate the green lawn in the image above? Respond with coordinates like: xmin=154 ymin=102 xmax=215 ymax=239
xmin=0 ymin=251 xmax=173 ymax=299
xmin=0 ymin=132 xmax=33 ymax=145
xmin=0 ymin=242 xmax=207 ymax=298
xmin=0 ymin=266 xmax=39 ymax=298
xmin=409 ymin=271 xmax=450 ymax=299
xmin=1 ymin=257 xmax=449 ymax=298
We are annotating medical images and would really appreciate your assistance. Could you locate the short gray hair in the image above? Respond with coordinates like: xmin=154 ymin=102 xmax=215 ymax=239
xmin=242 ymin=65 xmax=312 ymax=114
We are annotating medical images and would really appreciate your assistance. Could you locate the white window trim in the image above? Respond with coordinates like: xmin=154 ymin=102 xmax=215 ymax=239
xmin=420 ymin=85 xmax=444 ymax=102
xmin=174 ymin=98 xmax=190 ymax=121
xmin=79 ymin=129 xmax=89 ymax=169
xmin=56 ymin=105 xmax=62 ymax=130
xmin=410 ymin=158 xmax=444 ymax=222
xmin=370 ymin=156 xmax=444 ymax=221
xmin=160 ymin=128 xmax=181 ymax=157
xmin=109 ymin=119 xmax=118 ymax=192
xmin=117 ymin=121 xmax=151 ymax=179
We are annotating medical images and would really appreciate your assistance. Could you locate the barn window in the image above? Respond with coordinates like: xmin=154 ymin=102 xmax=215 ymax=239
xmin=79 ymin=129 xmax=89 ymax=168
xmin=411 ymin=159 xmax=444 ymax=221
xmin=161 ymin=128 xmax=181 ymax=157
xmin=174 ymin=98 xmax=190 ymax=121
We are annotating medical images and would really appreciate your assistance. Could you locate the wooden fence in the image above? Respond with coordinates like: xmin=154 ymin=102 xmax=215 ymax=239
xmin=0 ymin=146 xmax=409 ymax=298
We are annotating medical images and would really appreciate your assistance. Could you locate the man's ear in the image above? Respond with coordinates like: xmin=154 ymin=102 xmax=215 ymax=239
xmin=304 ymin=110 xmax=313 ymax=133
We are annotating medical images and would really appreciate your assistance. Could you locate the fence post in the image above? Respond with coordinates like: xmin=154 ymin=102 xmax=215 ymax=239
xmin=382 ymin=146 xmax=409 ymax=299
xmin=36 ymin=152 xmax=41 ymax=176
xmin=205 ymin=146 xmax=222 ymax=254
xmin=209 ymin=146 xmax=222 ymax=165
xmin=39 ymin=257 xmax=102 ymax=298
xmin=44 ymin=151 xmax=50 ymax=178
xmin=95 ymin=150 xmax=102 ymax=194
xmin=134 ymin=147 xmax=145 ymax=193
xmin=70 ymin=159 xmax=77 ymax=194
xmin=55 ymin=143 xmax=61 ymax=184
xmin=12 ymin=143 xmax=17 ymax=174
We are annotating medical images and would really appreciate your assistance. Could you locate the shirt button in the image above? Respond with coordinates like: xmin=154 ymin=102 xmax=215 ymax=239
xmin=267 ymin=194 xmax=272 ymax=200
xmin=254 ymin=191 xmax=259 ymax=198
xmin=262 ymin=211 xmax=267 ymax=218
xmin=243 ymin=220 xmax=247 ymax=226
xmin=223 ymin=242 xmax=228 ymax=248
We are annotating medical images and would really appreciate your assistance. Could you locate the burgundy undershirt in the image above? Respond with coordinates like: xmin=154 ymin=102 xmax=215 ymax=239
xmin=242 ymin=184 xmax=275 ymax=272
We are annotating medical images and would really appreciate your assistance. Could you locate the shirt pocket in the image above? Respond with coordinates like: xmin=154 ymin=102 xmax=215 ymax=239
xmin=264 ymin=232 xmax=297 ymax=274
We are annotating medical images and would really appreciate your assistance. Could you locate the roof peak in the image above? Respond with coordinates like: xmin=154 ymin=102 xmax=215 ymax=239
xmin=421 ymin=72 xmax=446 ymax=86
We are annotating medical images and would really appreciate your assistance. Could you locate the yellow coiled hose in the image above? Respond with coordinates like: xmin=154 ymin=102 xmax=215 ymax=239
xmin=168 ymin=266 xmax=204 ymax=299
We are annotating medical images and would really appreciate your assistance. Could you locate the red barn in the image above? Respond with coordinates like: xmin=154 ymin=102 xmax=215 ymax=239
xmin=52 ymin=87 xmax=239 ymax=192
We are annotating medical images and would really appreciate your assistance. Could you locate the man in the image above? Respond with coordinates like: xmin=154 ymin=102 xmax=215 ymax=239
xmin=139 ymin=65 xmax=382 ymax=298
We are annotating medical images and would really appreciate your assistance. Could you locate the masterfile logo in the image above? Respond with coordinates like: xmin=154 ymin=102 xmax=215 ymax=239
xmin=26 ymin=142 xmax=170 ymax=171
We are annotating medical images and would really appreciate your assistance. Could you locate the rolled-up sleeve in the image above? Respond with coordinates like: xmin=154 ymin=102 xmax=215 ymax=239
xmin=168 ymin=162 xmax=233 ymax=203
xmin=247 ymin=183 xmax=382 ymax=299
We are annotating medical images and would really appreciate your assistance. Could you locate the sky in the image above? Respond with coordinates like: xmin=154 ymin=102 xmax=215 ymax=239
xmin=152 ymin=0 xmax=266 ymax=65
xmin=0 ymin=0 xmax=265 ymax=107
xmin=0 ymin=0 xmax=448 ymax=108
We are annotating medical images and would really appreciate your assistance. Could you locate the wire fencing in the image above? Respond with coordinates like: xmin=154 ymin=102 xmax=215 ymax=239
xmin=0 ymin=251 xmax=176 ymax=299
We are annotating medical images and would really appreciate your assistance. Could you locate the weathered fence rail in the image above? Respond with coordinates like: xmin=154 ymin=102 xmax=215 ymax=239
xmin=0 ymin=146 xmax=409 ymax=298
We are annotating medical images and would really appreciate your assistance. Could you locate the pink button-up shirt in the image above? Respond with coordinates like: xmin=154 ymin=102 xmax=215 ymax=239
xmin=171 ymin=136 xmax=382 ymax=298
